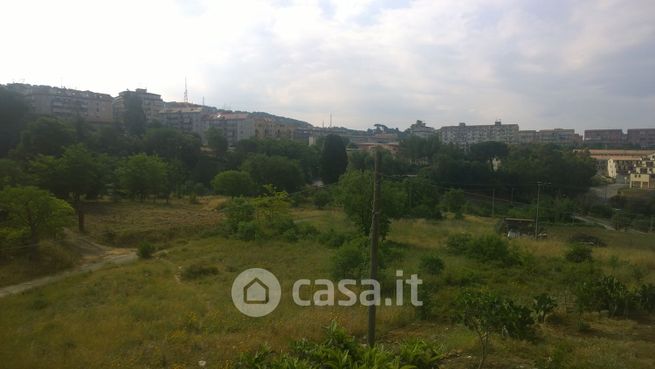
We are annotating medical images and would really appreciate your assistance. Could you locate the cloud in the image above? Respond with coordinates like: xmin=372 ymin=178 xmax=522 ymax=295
xmin=0 ymin=0 xmax=653 ymax=130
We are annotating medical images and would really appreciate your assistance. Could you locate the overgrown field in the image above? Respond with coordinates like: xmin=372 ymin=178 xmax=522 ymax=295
xmin=0 ymin=206 xmax=653 ymax=369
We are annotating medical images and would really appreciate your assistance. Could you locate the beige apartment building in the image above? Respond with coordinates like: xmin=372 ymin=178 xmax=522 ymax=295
xmin=629 ymin=154 xmax=655 ymax=190
xmin=113 ymin=88 xmax=164 ymax=123
xmin=439 ymin=120 xmax=519 ymax=148
xmin=6 ymin=83 xmax=113 ymax=124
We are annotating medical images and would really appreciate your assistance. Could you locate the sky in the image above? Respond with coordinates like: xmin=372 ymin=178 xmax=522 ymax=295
xmin=1 ymin=0 xmax=654 ymax=131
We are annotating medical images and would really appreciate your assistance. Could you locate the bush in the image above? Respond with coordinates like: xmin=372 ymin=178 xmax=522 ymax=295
xmin=420 ymin=254 xmax=445 ymax=275
xmin=233 ymin=321 xmax=445 ymax=369
xmin=236 ymin=221 xmax=259 ymax=241
xmin=137 ymin=242 xmax=155 ymax=259
xmin=318 ymin=228 xmax=351 ymax=248
xmin=636 ymin=283 xmax=655 ymax=313
xmin=410 ymin=204 xmax=443 ymax=220
xmin=533 ymin=293 xmax=557 ymax=323
xmin=589 ymin=203 xmax=614 ymax=218
xmin=565 ymin=244 xmax=593 ymax=263
xmin=446 ymin=233 xmax=520 ymax=266
xmin=181 ymin=263 xmax=219 ymax=280
xmin=296 ymin=222 xmax=319 ymax=239
xmin=576 ymin=275 xmax=634 ymax=317
xmin=331 ymin=237 xmax=368 ymax=279
xmin=223 ymin=198 xmax=255 ymax=232
xmin=313 ymin=190 xmax=331 ymax=209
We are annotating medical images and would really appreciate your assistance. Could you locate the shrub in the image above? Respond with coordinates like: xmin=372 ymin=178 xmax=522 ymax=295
xmin=576 ymin=275 xmax=634 ymax=317
xmin=446 ymin=233 xmax=520 ymax=266
xmin=137 ymin=242 xmax=155 ymax=259
xmin=533 ymin=293 xmax=557 ymax=323
xmin=181 ymin=263 xmax=219 ymax=280
xmin=318 ymin=228 xmax=351 ymax=248
xmin=236 ymin=221 xmax=259 ymax=241
xmin=313 ymin=189 xmax=331 ymax=209
xmin=331 ymin=237 xmax=368 ymax=279
xmin=420 ymin=254 xmax=445 ymax=275
xmin=455 ymin=290 xmax=534 ymax=369
xmin=233 ymin=321 xmax=445 ymax=369
xmin=223 ymin=198 xmax=255 ymax=232
xmin=565 ymin=244 xmax=593 ymax=263
xmin=636 ymin=283 xmax=655 ymax=313
xmin=296 ymin=222 xmax=319 ymax=239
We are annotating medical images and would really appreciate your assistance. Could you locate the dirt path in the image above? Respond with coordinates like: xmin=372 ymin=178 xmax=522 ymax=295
xmin=0 ymin=231 xmax=137 ymax=299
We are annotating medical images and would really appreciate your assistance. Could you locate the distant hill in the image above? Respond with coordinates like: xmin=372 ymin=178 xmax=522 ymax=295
xmin=215 ymin=109 xmax=313 ymax=128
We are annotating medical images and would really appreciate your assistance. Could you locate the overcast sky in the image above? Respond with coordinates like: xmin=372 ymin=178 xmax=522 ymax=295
xmin=1 ymin=0 xmax=654 ymax=130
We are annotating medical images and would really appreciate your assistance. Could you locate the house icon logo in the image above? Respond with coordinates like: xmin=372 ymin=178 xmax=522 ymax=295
xmin=231 ymin=268 xmax=281 ymax=317
xmin=244 ymin=277 xmax=269 ymax=304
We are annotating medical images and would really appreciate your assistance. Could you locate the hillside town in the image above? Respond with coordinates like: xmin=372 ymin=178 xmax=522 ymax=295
xmin=4 ymin=82 xmax=655 ymax=190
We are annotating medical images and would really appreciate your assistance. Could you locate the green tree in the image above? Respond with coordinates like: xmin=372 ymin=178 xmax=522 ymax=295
xmin=0 ymin=159 xmax=30 ymax=188
xmin=469 ymin=141 xmax=509 ymax=171
xmin=123 ymin=94 xmax=146 ymax=137
xmin=241 ymin=154 xmax=305 ymax=193
xmin=336 ymin=170 xmax=406 ymax=238
xmin=456 ymin=290 xmax=534 ymax=369
xmin=442 ymin=188 xmax=466 ymax=217
xmin=0 ymin=186 xmax=74 ymax=255
xmin=143 ymin=128 xmax=201 ymax=167
xmin=116 ymin=154 xmax=167 ymax=200
xmin=16 ymin=117 xmax=74 ymax=157
xmin=211 ymin=170 xmax=255 ymax=197
xmin=320 ymin=134 xmax=348 ymax=184
xmin=0 ymin=86 xmax=29 ymax=156
xmin=206 ymin=126 xmax=229 ymax=157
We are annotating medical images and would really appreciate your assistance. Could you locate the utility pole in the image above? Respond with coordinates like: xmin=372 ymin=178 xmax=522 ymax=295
xmin=650 ymin=215 xmax=653 ymax=233
xmin=491 ymin=188 xmax=496 ymax=218
xmin=535 ymin=182 xmax=542 ymax=240
xmin=368 ymin=149 xmax=381 ymax=347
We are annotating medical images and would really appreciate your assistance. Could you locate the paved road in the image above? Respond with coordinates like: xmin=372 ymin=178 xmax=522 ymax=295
xmin=573 ymin=214 xmax=615 ymax=230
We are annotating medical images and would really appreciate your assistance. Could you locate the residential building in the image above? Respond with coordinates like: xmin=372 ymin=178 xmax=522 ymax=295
xmin=584 ymin=129 xmax=625 ymax=147
xmin=254 ymin=118 xmax=295 ymax=140
xmin=536 ymin=128 xmax=582 ymax=145
xmin=406 ymin=120 xmax=436 ymax=138
xmin=518 ymin=130 xmax=537 ymax=144
xmin=607 ymin=158 xmax=642 ymax=183
xmin=581 ymin=149 xmax=655 ymax=176
xmin=5 ymin=83 xmax=113 ymax=123
xmin=629 ymin=154 xmax=655 ymax=190
xmin=439 ymin=120 xmax=519 ymax=148
xmin=158 ymin=102 xmax=217 ymax=140
xmin=207 ymin=113 xmax=256 ymax=146
xmin=627 ymin=129 xmax=655 ymax=148
xmin=113 ymin=88 xmax=164 ymax=123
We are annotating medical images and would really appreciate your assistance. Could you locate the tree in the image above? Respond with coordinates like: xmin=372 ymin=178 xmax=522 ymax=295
xmin=336 ymin=170 xmax=406 ymax=238
xmin=442 ymin=188 xmax=466 ymax=217
xmin=241 ymin=154 xmax=305 ymax=193
xmin=123 ymin=94 xmax=147 ymax=137
xmin=143 ymin=128 xmax=201 ymax=167
xmin=456 ymin=290 xmax=534 ymax=369
xmin=211 ymin=170 xmax=255 ymax=197
xmin=0 ymin=86 xmax=29 ymax=156
xmin=206 ymin=126 xmax=229 ymax=157
xmin=16 ymin=117 xmax=74 ymax=157
xmin=320 ymin=134 xmax=348 ymax=184
xmin=0 ymin=186 xmax=74 ymax=255
xmin=469 ymin=141 xmax=509 ymax=171
xmin=116 ymin=154 xmax=168 ymax=200
xmin=0 ymin=159 xmax=30 ymax=188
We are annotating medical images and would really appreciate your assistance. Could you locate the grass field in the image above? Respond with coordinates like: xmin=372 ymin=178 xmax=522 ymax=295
xmin=0 ymin=204 xmax=654 ymax=368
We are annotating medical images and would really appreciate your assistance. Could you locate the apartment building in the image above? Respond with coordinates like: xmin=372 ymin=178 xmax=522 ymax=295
xmin=406 ymin=120 xmax=436 ymax=138
xmin=5 ymin=83 xmax=113 ymax=123
xmin=207 ymin=113 xmax=256 ymax=146
xmin=439 ymin=120 xmax=519 ymax=148
xmin=629 ymin=154 xmax=655 ymax=190
xmin=584 ymin=129 xmax=625 ymax=147
xmin=626 ymin=129 xmax=655 ymax=148
xmin=254 ymin=119 xmax=295 ymax=140
xmin=582 ymin=149 xmax=655 ymax=176
xmin=158 ymin=102 xmax=217 ymax=139
xmin=113 ymin=88 xmax=164 ymax=123
xmin=518 ymin=128 xmax=582 ymax=145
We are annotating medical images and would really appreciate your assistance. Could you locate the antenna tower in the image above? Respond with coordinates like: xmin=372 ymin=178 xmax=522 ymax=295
xmin=184 ymin=77 xmax=188 ymax=103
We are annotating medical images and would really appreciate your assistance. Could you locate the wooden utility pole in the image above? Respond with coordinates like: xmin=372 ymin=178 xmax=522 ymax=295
xmin=368 ymin=149 xmax=382 ymax=347
xmin=491 ymin=188 xmax=496 ymax=218
xmin=535 ymin=182 xmax=542 ymax=240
